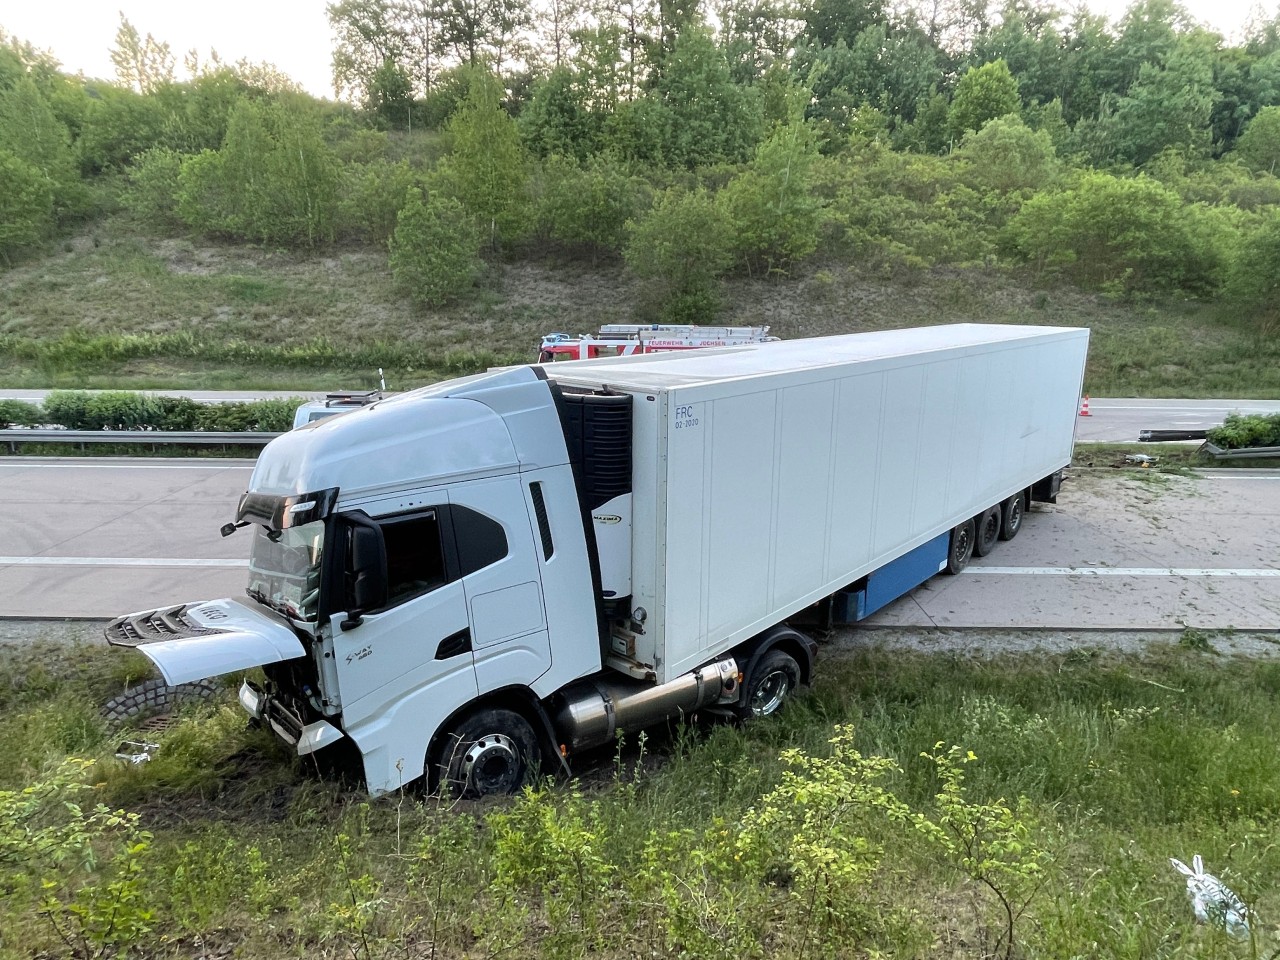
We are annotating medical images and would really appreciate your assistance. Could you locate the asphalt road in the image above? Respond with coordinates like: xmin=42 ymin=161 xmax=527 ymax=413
xmin=1073 ymin=398 xmax=1280 ymax=443
xmin=1 ymin=458 xmax=1276 ymax=630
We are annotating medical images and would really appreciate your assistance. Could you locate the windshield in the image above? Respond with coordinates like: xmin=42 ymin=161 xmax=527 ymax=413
xmin=246 ymin=519 xmax=326 ymax=622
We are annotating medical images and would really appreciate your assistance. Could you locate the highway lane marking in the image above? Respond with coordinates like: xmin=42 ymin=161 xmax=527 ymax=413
xmin=0 ymin=463 xmax=253 ymax=471
xmin=971 ymin=567 xmax=1279 ymax=577
xmin=0 ymin=557 xmax=247 ymax=567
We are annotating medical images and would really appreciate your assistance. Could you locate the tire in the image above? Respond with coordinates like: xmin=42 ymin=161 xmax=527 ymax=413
xmin=738 ymin=649 xmax=801 ymax=720
xmin=436 ymin=708 xmax=541 ymax=798
xmin=946 ymin=518 xmax=976 ymax=574
xmin=999 ymin=491 xmax=1025 ymax=541
xmin=973 ymin=507 xmax=1001 ymax=557
xmin=101 ymin=678 xmax=219 ymax=729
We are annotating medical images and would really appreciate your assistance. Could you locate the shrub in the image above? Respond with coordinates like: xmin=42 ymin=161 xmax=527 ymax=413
xmin=389 ymin=189 xmax=484 ymax=307
xmin=0 ymin=399 xmax=42 ymax=428
xmin=1207 ymin=413 xmax=1280 ymax=449
xmin=624 ymin=186 xmax=735 ymax=321
xmin=536 ymin=155 xmax=645 ymax=263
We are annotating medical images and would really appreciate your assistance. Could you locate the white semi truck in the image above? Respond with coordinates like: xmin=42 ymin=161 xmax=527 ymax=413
xmin=107 ymin=324 xmax=1089 ymax=797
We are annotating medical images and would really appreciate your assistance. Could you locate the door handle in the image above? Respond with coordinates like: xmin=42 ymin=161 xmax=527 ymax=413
xmin=435 ymin=628 xmax=472 ymax=660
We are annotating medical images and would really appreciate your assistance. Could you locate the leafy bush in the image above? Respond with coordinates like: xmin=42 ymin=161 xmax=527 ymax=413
xmin=0 ymin=149 xmax=54 ymax=262
xmin=123 ymin=147 xmax=184 ymax=226
xmin=624 ymin=186 xmax=736 ymax=321
xmin=1207 ymin=412 xmax=1280 ymax=449
xmin=337 ymin=158 xmax=417 ymax=242
xmin=389 ymin=189 xmax=484 ymax=307
xmin=1005 ymin=171 xmax=1232 ymax=295
xmin=536 ymin=155 xmax=645 ymax=263
xmin=720 ymin=120 xmax=823 ymax=276
xmin=35 ymin=391 xmax=299 ymax=432
xmin=0 ymin=399 xmax=42 ymax=428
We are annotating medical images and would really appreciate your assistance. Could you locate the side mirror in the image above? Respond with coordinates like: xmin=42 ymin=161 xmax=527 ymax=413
xmin=342 ymin=524 xmax=387 ymax=630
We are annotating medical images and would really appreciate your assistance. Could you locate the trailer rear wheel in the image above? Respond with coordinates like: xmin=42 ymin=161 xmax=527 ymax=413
xmin=946 ymin=518 xmax=975 ymax=574
xmin=437 ymin=708 xmax=541 ymax=798
xmin=999 ymin=492 xmax=1025 ymax=541
xmin=738 ymin=650 xmax=801 ymax=719
xmin=973 ymin=507 xmax=1001 ymax=557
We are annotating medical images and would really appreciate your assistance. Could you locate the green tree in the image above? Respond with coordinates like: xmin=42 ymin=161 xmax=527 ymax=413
xmin=624 ymin=186 xmax=736 ymax=321
xmin=124 ymin=147 xmax=185 ymax=225
xmin=1235 ymin=105 xmax=1280 ymax=173
xmin=954 ymin=114 xmax=1057 ymax=196
xmin=338 ymin=157 xmax=418 ymax=241
xmin=647 ymin=25 xmax=762 ymax=167
xmin=389 ymin=188 xmax=484 ymax=305
xmin=0 ymin=149 xmax=53 ymax=262
xmin=436 ymin=71 xmax=530 ymax=250
xmin=519 ymin=66 xmax=599 ymax=159
xmin=536 ymin=154 xmax=644 ymax=262
xmin=368 ymin=59 xmax=415 ymax=127
xmin=109 ymin=14 xmax=175 ymax=94
xmin=176 ymin=98 xmax=340 ymax=246
xmin=1226 ymin=212 xmax=1280 ymax=337
xmin=0 ymin=77 xmax=85 ymax=221
xmin=1005 ymin=171 xmax=1229 ymax=294
xmin=1106 ymin=33 xmax=1216 ymax=165
xmin=947 ymin=59 xmax=1021 ymax=143
xmin=76 ymin=84 xmax=167 ymax=173
xmin=720 ymin=119 xmax=823 ymax=275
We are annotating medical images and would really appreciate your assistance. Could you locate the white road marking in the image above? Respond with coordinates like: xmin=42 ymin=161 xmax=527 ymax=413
xmin=0 ymin=557 xmax=247 ymax=567
xmin=0 ymin=463 xmax=253 ymax=471
xmin=971 ymin=567 xmax=1279 ymax=577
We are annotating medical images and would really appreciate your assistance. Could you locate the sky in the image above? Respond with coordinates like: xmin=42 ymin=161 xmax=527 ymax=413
xmin=0 ymin=0 xmax=1274 ymax=101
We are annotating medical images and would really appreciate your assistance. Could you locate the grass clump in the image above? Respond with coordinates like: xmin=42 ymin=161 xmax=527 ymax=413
xmin=3 ymin=638 xmax=1280 ymax=958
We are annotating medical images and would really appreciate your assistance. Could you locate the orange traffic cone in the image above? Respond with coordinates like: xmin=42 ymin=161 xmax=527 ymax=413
xmin=1078 ymin=395 xmax=1091 ymax=417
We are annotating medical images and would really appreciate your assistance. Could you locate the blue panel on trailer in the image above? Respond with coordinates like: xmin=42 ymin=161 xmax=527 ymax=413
xmin=859 ymin=533 xmax=950 ymax=620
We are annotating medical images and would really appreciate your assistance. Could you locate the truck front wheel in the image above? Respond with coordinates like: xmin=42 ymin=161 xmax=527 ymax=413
xmin=738 ymin=650 xmax=801 ymax=719
xmin=436 ymin=708 xmax=541 ymax=798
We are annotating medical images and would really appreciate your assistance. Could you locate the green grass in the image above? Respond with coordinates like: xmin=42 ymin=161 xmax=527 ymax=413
xmin=3 ymin=224 xmax=1279 ymax=394
xmin=3 ymin=635 xmax=1280 ymax=958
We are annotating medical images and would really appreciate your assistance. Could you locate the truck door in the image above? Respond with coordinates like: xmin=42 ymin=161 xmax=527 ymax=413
xmin=448 ymin=478 xmax=551 ymax=694
xmin=329 ymin=507 xmax=478 ymax=729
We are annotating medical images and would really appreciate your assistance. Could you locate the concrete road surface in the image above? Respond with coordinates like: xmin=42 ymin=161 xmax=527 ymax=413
xmin=0 ymin=458 xmax=252 ymax=618
xmin=1 ymin=458 xmax=1277 ymax=630
xmin=867 ymin=469 xmax=1280 ymax=630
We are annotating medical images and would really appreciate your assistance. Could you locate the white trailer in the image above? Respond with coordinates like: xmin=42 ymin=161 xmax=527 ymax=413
xmin=107 ymin=324 xmax=1088 ymax=797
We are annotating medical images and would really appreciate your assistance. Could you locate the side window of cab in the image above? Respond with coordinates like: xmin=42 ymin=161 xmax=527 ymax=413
xmin=344 ymin=506 xmax=510 ymax=612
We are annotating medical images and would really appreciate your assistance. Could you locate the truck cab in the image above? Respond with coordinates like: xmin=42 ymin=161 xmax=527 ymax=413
xmin=109 ymin=368 xmax=603 ymax=795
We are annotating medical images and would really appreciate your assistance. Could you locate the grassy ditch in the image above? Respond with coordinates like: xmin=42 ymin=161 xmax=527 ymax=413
xmin=3 ymin=634 xmax=1280 ymax=958
xmin=1074 ymin=442 xmax=1280 ymax=471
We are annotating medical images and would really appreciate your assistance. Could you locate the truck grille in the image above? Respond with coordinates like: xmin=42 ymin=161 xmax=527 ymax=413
xmin=105 ymin=604 xmax=221 ymax=648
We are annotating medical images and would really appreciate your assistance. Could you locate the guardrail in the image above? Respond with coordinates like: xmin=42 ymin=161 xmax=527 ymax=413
xmin=1201 ymin=442 xmax=1280 ymax=460
xmin=1138 ymin=429 xmax=1209 ymax=442
xmin=1 ymin=429 xmax=281 ymax=454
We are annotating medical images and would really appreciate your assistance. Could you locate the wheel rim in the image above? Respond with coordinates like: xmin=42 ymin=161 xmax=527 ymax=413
xmin=750 ymin=670 xmax=791 ymax=716
xmin=954 ymin=526 xmax=971 ymax=557
xmin=460 ymin=733 xmax=521 ymax=795
xmin=1009 ymin=499 xmax=1022 ymax=530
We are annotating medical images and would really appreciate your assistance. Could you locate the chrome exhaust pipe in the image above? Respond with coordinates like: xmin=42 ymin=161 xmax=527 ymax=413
xmin=552 ymin=658 xmax=739 ymax=753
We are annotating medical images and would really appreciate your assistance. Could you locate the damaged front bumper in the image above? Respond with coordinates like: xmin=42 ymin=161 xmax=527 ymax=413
xmin=239 ymin=680 xmax=344 ymax=756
